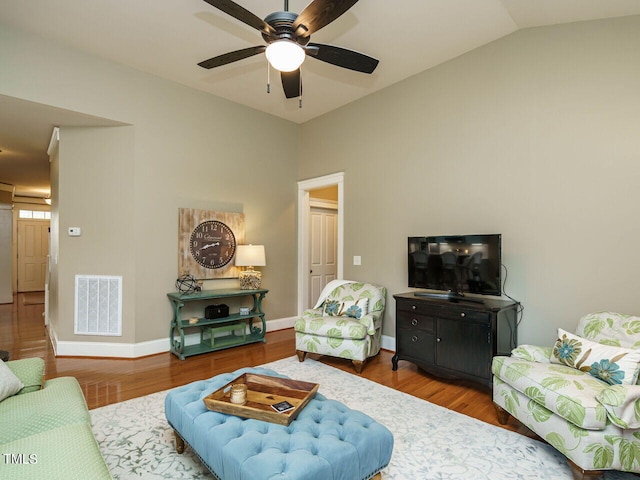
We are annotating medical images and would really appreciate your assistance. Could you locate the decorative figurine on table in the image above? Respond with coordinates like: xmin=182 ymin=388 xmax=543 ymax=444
xmin=175 ymin=274 xmax=201 ymax=294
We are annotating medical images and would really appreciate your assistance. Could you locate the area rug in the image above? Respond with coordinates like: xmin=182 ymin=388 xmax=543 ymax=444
xmin=90 ymin=356 xmax=635 ymax=479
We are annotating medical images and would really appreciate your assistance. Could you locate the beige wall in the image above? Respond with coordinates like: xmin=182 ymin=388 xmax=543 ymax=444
xmin=0 ymin=22 xmax=299 ymax=346
xmin=299 ymin=15 xmax=640 ymax=346
xmin=56 ymin=126 xmax=136 ymax=342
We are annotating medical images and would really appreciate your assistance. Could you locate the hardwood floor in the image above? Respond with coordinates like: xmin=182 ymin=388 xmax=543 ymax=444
xmin=0 ymin=293 xmax=533 ymax=438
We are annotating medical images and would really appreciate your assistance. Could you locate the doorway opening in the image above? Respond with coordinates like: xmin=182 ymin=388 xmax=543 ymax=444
xmin=297 ymin=172 xmax=344 ymax=314
xmin=17 ymin=210 xmax=50 ymax=293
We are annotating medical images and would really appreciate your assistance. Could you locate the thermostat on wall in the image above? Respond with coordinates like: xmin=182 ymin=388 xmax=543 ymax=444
xmin=68 ymin=227 xmax=82 ymax=237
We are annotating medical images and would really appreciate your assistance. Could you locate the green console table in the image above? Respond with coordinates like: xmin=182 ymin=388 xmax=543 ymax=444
xmin=167 ymin=288 xmax=268 ymax=360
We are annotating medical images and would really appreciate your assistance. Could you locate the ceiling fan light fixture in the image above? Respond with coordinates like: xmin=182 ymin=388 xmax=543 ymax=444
xmin=265 ymin=40 xmax=305 ymax=72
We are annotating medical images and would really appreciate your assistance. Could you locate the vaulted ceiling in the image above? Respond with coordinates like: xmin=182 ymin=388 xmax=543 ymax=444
xmin=1 ymin=0 xmax=640 ymax=196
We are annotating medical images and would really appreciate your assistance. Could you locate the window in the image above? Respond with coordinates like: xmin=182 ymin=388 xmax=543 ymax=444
xmin=19 ymin=210 xmax=51 ymax=220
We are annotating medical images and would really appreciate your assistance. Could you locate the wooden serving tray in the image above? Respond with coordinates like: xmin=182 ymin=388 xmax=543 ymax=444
xmin=202 ymin=373 xmax=319 ymax=426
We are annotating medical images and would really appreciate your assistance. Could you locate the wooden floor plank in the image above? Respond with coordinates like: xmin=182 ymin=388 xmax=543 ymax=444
xmin=0 ymin=293 xmax=534 ymax=438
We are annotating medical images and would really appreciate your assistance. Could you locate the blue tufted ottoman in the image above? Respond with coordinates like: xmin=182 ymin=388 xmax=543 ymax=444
xmin=164 ymin=367 xmax=393 ymax=480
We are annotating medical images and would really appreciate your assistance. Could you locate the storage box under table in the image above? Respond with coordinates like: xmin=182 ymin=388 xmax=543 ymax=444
xmin=201 ymin=321 xmax=246 ymax=347
xmin=164 ymin=367 xmax=394 ymax=480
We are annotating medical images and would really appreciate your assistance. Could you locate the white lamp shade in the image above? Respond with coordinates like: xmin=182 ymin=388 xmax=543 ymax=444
xmin=235 ymin=245 xmax=266 ymax=267
xmin=265 ymin=40 xmax=305 ymax=72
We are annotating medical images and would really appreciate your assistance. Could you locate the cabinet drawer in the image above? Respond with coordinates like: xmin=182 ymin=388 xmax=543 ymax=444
xmin=396 ymin=298 xmax=437 ymax=316
xmin=397 ymin=328 xmax=435 ymax=364
xmin=397 ymin=298 xmax=490 ymax=324
xmin=439 ymin=309 xmax=490 ymax=323
xmin=396 ymin=311 xmax=435 ymax=333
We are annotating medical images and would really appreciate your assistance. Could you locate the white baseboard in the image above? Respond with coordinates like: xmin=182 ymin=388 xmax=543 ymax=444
xmin=49 ymin=316 xmax=298 ymax=358
xmin=381 ymin=334 xmax=396 ymax=353
xmin=48 ymin=317 xmax=395 ymax=358
xmin=265 ymin=316 xmax=296 ymax=331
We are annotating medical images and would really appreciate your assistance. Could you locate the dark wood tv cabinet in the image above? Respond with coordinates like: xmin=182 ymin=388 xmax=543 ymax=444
xmin=392 ymin=292 xmax=518 ymax=387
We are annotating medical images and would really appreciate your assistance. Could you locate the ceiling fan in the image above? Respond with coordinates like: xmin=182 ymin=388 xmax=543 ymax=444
xmin=198 ymin=0 xmax=379 ymax=100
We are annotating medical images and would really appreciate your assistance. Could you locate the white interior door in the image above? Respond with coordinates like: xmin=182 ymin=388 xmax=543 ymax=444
xmin=17 ymin=219 xmax=50 ymax=292
xmin=309 ymin=206 xmax=338 ymax=306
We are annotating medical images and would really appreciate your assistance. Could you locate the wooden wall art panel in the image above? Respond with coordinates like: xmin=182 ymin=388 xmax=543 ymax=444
xmin=178 ymin=208 xmax=245 ymax=280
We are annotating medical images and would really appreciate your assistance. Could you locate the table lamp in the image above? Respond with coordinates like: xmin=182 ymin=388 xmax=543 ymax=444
xmin=235 ymin=245 xmax=266 ymax=290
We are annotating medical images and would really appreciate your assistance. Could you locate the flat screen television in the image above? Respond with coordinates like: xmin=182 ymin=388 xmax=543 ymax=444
xmin=408 ymin=234 xmax=502 ymax=297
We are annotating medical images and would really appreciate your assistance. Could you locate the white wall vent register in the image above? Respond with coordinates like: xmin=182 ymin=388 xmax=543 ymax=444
xmin=74 ymin=275 xmax=122 ymax=336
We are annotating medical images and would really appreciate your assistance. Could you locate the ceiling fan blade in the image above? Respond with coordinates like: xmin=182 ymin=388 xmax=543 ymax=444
xmin=281 ymin=70 xmax=302 ymax=99
xmin=293 ymin=0 xmax=359 ymax=38
xmin=202 ymin=0 xmax=275 ymax=36
xmin=307 ymin=43 xmax=378 ymax=73
xmin=198 ymin=46 xmax=266 ymax=69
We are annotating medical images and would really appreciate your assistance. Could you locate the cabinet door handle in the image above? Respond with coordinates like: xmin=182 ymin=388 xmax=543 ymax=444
xmin=460 ymin=312 xmax=466 ymax=318
xmin=411 ymin=318 xmax=418 ymax=326
xmin=411 ymin=335 xmax=418 ymax=342
xmin=412 ymin=305 xmax=417 ymax=310
xmin=436 ymin=337 xmax=442 ymax=342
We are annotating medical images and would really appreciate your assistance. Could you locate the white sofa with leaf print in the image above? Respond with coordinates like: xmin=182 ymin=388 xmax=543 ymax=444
xmin=295 ymin=282 xmax=386 ymax=373
xmin=492 ymin=312 xmax=640 ymax=479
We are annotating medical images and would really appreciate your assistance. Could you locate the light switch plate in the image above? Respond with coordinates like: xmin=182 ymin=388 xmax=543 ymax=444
xmin=353 ymin=255 xmax=361 ymax=266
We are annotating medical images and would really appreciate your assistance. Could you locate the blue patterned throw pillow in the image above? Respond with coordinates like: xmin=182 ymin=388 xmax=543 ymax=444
xmin=323 ymin=299 xmax=368 ymax=319
xmin=550 ymin=328 xmax=640 ymax=385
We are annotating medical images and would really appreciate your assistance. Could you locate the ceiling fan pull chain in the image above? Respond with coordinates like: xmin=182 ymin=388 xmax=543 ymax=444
xmin=298 ymin=68 xmax=303 ymax=108
xmin=266 ymin=62 xmax=271 ymax=93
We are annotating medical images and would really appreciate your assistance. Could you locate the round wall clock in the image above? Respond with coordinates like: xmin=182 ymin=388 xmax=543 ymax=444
xmin=189 ymin=220 xmax=236 ymax=269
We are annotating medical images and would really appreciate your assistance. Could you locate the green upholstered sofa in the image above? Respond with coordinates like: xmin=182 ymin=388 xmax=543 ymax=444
xmin=0 ymin=358 xmax=111 ymax=480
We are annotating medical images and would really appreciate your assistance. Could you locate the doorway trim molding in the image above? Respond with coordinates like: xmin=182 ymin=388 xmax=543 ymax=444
xmin=297 ymin=172 xmax=344 ymax=315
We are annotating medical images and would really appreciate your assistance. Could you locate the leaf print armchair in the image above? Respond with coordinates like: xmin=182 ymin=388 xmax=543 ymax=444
xmin=295 ymin=282 xmax=386 ymax=373
xmin=492 ymin=312 xmax=640 ymax=479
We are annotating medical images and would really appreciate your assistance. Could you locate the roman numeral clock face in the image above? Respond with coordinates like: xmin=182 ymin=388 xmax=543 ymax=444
xmin=189 ymin=220 xmax=236 ymax=269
